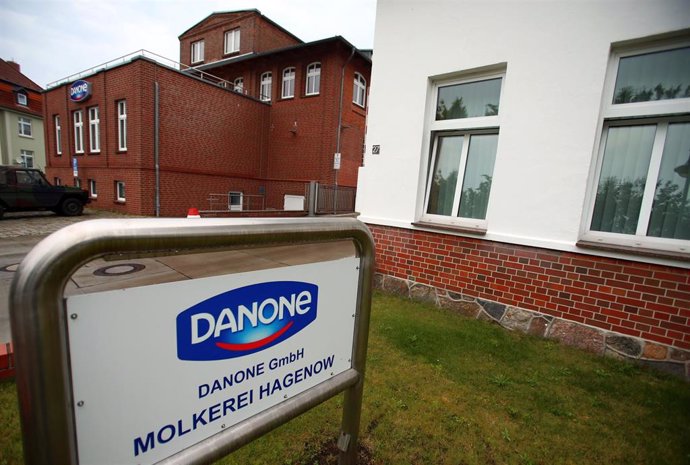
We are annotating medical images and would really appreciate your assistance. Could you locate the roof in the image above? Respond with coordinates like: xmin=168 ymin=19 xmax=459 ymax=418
xmin=0 ymin=58 xmax=42 ymax=92
xmin=178 ymin=9 xmax=303 ymax=44
xmin=192 ymin=35 xmax=372 ymax=73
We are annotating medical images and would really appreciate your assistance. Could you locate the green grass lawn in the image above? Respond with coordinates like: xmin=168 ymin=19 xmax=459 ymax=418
xmin=2 ymin=291 xmax=689 ymax=464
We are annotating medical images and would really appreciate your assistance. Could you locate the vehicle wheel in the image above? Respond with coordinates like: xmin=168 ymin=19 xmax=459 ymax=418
xmin=60 ymin=198 xmax=84 ymax=216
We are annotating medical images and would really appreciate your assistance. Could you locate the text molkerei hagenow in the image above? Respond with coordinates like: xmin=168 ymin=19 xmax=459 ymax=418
xmin=133 ymin=348 xmax=336 ymax=458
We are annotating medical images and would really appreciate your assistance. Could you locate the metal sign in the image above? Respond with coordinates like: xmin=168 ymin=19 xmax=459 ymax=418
xmin=72 ymin=157 xmax=78 ymax=177
xmin=69 ymin=80 xmax=92 ymax=102
xmin=10 ymin=218 xmax=374 ymax=465
xmin=333 ymin=152 xmax=341 ymax=170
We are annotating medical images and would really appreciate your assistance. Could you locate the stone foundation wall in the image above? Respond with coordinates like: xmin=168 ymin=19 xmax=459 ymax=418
xmin=376 ymin=273 xmax=690 ymax=380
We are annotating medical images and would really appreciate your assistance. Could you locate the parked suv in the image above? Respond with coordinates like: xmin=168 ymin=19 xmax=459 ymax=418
xmin=0 ymin=166 xmax=90 ymax=218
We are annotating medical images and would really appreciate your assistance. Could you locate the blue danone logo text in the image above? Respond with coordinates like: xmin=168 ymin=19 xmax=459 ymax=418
xmin=177 ymin=281 xmax=318 ymax=361
xmin=69 ymin=80 xmax=92 ymax=102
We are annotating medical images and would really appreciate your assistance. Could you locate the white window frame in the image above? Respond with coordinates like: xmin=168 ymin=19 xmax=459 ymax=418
xmin=353 ymin=72 xmax=367 ymax=107
xmin=88 ymin=106 xmax=100 ymax=153
xmin=418 ymin=71 xmax=505 ymax=231
xmin=282 ymin=67 xmax=295 ymax=99
xmin=89 ymin=179 xmax=98 ymax=198
xmin=305 ymin=62 xmax=321 ymax=96
xmin=228 ymin=191 xmax=243 ymax=211
xmin=581 ymin=39 xmax=690 ymax=254
xmin=233 ymin=77 xmax=244 ymax=93
xmin=17 ymin=93 xmax=27 ymax=106
xmin=117 ymin=100 xmax=127 ymax=151
xmin=55 ymin=115 xmax=62 ymax=155
xmin=20 ymin=149 xmax=34 ymax=168
xmin=224 ymin=29 xmax=240 ymax=54
xmin=260 ymin=72 xmax=272 ymax=102
xmin=18 ymin=117 xmax=32 ymax=137
xmin=116 ymin=181 xmax=126 ymax=202
xmin=191 ymin=40 xmax=204 ymax=64
xmin=73 ymin=111 xmax=84 ymax=153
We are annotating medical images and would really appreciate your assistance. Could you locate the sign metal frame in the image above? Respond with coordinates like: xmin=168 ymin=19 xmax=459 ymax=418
xmin=10 ymin=217 xmax=375 ymax=465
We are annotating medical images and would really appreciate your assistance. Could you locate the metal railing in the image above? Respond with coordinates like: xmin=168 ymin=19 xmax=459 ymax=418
xmin=203 ymin=192 xmax=266 ymax=213
xmin=313 ymin=184 xmax=357 ymax=214
xmin=47 ymin=50 xmax=234 ymax=91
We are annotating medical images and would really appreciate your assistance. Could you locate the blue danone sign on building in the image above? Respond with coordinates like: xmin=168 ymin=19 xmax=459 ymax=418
xmin=69 ymin=80 xmax=92 ymax=102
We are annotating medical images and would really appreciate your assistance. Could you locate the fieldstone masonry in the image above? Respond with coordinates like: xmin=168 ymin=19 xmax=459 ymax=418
xmin=377 ymin=273 xmax=690 ymax=380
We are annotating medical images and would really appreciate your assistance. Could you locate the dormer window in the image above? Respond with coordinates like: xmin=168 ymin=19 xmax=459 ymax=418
xmin=191 ymin=40 xmax=204 ymax=64
xmin=224 ymin=29 xmax=240 ymax=54
xmin=16 ymin=92 xmax=28 ymax=106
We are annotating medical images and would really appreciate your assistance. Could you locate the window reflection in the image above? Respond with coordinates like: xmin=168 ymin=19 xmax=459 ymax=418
xmin=436 ymin=78 xmax=501 ymax=120
xmin=591 ymin=125 xmax=656 ymax=234
xmin=613 ymin=47 xmax=690 ymax=104
xmin=648 ymin=122 xmax=690 ymax=239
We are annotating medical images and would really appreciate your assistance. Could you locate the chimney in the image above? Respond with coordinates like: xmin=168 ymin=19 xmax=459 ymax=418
xmin=7 ymin=61 xmax=20 ymax=73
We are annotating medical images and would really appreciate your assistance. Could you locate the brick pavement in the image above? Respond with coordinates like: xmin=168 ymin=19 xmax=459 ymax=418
xmin=0 ymin=208 xmax=141 ymax=238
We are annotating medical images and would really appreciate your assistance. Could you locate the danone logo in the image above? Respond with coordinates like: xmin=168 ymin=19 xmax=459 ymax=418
xmin=177 ymin=281 xmax=318 ymax=361
xmin=69 ymin=80 xmax=92 ymax=102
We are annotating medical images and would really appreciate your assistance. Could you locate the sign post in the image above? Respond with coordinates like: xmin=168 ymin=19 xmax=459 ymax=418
xmin=10 ymin=217 xmax=374 ymax=465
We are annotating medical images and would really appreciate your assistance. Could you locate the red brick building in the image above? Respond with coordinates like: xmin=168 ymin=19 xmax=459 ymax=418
xmin=44 ymin=10 xmax=371 ymax=216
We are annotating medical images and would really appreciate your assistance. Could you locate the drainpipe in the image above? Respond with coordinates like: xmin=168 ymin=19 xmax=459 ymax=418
xmin=335 ymin=47 xmax=356 ymax=214
xmin=154 ymin=81 xmax=160 ymax=217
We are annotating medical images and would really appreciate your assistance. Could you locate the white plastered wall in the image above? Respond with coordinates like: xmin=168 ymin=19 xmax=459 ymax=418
xmin=357 ymin=0 xmax=690 ymax=260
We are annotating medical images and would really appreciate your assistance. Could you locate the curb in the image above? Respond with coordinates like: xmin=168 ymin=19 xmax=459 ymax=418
xmin=0 ymin=342 xmax=15 ymax=380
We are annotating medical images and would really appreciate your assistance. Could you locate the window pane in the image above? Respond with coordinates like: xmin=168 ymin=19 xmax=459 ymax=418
xmin=436 ymin=78 xmax=501 ymax=120
xmin=426 ymin=135 xmax=463 ymax=215
xmin=590 ymin=125 xmax=656 ymax=234
xmin=647 ymin=122 xmax=690 ymax=239
xmin=458 ymin=134 xmax=498 ymax=219
xmin=613 ymin=47 xmax=690 ymax=104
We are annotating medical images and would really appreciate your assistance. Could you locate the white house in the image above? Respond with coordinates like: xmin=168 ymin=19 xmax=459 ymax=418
xmin=357 ymin=0 xmax=690 ymax=376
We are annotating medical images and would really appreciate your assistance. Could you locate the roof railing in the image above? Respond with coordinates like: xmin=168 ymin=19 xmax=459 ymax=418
xmin=46 ymin=50 xmax=234 ymax=91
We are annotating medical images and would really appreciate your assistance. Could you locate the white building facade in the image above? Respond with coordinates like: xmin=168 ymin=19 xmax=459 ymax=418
xmin=357 ymin=0 xmax=690 ymax=376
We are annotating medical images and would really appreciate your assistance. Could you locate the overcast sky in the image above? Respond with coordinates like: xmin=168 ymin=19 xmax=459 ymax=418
xmin=0 ymin=0 xmax=377 ymax=88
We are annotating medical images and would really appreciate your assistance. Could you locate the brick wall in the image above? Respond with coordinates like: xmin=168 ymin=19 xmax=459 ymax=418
xmin=179 ymin=11 xmax=300 ymax=67
xmin=0 ymin=82 xmax=42 ymax=117
xmin=370 ymin=224 xmax=690 ymax=350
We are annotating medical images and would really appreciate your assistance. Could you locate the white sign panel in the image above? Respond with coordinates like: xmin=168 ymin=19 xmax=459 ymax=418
xmin=67 ymin=257 xmax=359 ymax=464
xmin=333 ymin=152 xmax=341 ymax=170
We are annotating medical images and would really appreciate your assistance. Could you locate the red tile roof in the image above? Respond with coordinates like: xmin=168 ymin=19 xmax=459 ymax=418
xmin=0 ymin=58 xmax=42 ymax=92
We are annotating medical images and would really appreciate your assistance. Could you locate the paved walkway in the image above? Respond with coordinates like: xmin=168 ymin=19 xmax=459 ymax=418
xmin=0 ymin=208 xmax=135 ymax=238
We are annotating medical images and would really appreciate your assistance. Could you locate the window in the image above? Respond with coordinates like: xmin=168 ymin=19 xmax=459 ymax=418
xmin=17 ymin=93 xmax=27 ymax=106
xmin=233 ymin=77 xmax=244 ymax=93
xmin=420 ymin=73 xmax=504 ymax=230
xmin=224 ymin=29 xmax=240 ymax=54
xmin=18 ymin=117 xmax=32 ymax=137
xmin=89 ymin=179 xmax=98 ymax=198
xmin=191 ymin=40 xmax=204 ymax=63
xmin=73 ymin=111 xmax=84 ymax=153
xmin=55 ymin=115 xmax=62 ymax=155
xmin=229 ymin=191 xmax=243 ymax=211
xmin=353 ymin=72 xmax=367 ymax=107
xmin=88 ymin=106 xmax=100 ymax=152
xmin=20 ymin=150 xmax=34 ymax=168
xmin=306 ymin=63 xmax=321 ymax=95
xmin=260 ymin=72 xmax=272 ymax=102
xmin=282 ymin=67 xmax=295 ymax=99
xmin=583 ymin=42 xmax=690 ymax=252
xmin=117 ymin=100 xmax=127 ymax=151
xmin=115 ymin=181 xmax=126 ymax=202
